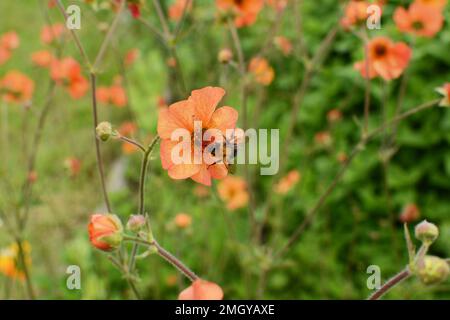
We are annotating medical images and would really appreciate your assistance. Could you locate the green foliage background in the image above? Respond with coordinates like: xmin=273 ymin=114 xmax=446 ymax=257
xmin=0 ymin=0 xmax=449 ymax=299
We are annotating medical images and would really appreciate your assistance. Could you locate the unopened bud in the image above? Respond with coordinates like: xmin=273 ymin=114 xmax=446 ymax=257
xmin=96 ymin=121 xmax=113 ymax=141
xmin=126 ymin=214 xmax=146 ymax=232
xmin=415 ymin=220 xmax=439 ymax=244
xmin=416 ymin=256 xmax=450 ymax=285
xmin=218 ymin=48 xmax=233 ymax=64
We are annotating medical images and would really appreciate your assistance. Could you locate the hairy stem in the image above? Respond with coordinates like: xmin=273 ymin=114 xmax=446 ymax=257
xmin=368 ymin=268 xmax=411 ymax=300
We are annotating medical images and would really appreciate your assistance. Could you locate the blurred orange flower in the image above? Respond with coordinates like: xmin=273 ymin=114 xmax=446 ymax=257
xmin=248 ymin=57 xmax=275 ymax=86
xmin=1 ymin=31 xmax=19 ymax=50
xmin=274 ymin=36 xmax=292 ymax=56
xmin=314 ymin=131 xmax=332 ymax=146
xmin=341 ymin=1 xmax=377 ymax=29
xmin=124 ymin=48 xmax=140 ymax=66
xmin=174 ymin=213 xmax=192 ymax=228
xmin=0 ymin=31 xmax=19 ymax=65
xmin=31 ymin=50 xmax=54 ymax=67
xmin=41 ymin=23 xmax=65 ymax=44
xmin=217 ymin=0 xmax=264 ymax=28
xmin=327 ymin=109 xmax=342 ymax=123
xmin=51 ymin=57 xmax=88 ymax=99
xmin=274 ymin=170 xmax=301 ymax=195
xmin=88 ymin=214 xmax=123 ymax=251
xmin=194 ymin=185 xmax=210 ymax=198
xmin=169 ymin=0 xmax=193 ymax=22
xmin=217 ymin=176 xmax=249 ymax=210
xmin=178 ymin=279 xmax=224 ymax=300
xmin=436 ymin=83 xmax=450 ymax=107
xmin=0 ymin=71 xmax=35 ymax=104
xmin=415 ymin=0 xmax=447 ymax=9
xmin=354 ymin=37 xmax=412 ymax=81
xmin=64 ymin=157 xmax=82 ymax=177
xmin=0 ymin=242 xmax=31 ymax=281
xmin=399 ymin=203 xmax=420 ymax=223
xmin=109 ymin=81 xmax=127 ymax=108
xmin=394 ymin=3 xmax=444 ymax=38
xmin=157 ymin=86 xmax=238 ymax=186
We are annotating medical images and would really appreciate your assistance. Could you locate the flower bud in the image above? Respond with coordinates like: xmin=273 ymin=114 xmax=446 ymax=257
xmin=415 ymin=220 xmax=439 ymax=244
xmin=416 ymin=255 xmax=450 ymax=285
xmin=96 ymin=121 xmax=113 ymax=142
xmin=126 ymin=214 xmax=146 ymax=232
xmin=218 ymin=48 xmax=233 ymax=64
xmin=88 ymin=213 xmax=123 ymax=251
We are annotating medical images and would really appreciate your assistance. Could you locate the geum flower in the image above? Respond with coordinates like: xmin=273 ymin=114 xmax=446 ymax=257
xmin=0 ymin=242 xmax=31 ymax=281
xmin=340 ymin=1 xmax=384 ymax=29
xmin=248 ymin=57 xmax=275 ymax=86
xmin=157 ymin=86 xmax=238 ymax=186
xmin=217 ymin=0 xmax=264 ymax=28
xmin=394 ymin=2 xmax=444 ymax=38
xmin=50 ymin=57 xmax=88 ymax=99
xmin=354 ymin=37 xmax=412 ymax=81
xmin=88 ymin=214 xmax=123 ymax=251
xmin=217 ymin=176 xmax=249 ymax=210
xmin=0 ymin=31 xmax=19 ymax=65
xmin=0 ymin=70 xmax=35 ymax=104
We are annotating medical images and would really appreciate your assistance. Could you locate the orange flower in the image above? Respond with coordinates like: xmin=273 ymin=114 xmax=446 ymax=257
xmin=415 ymin=0 xmax=447 ymax=9
xmin=341 ymin=1 xmax=373 ymax=29
xmin=274 ymin=36 xmax=292 ymax=56
xmin=1 ymin=31 xmax=19 ymax=50
xmin=174 ymin=213 xmax=192 ymax=228
xmin=41 ymin=23 xmax=65 ymax=44
xmin=217 ymin=176 xmax=249 ymax=210
xmin=314 ymin=131 xmax=332 ymax=146
xmin=169 ymin=0 xmax=193 ymax=22
xmin=274 ymin=170 xmax=301 ymax=195
xmin=0 ymin=242 xmax=31 ymax=281
xmin=31 ymin=50 xmax=54 ymax=67
xmin=64 ymin=157 xmax=82 ymax=177
xmin=109 ymin=83 xmax=127 ymax=108
xmin=354 ymin=37 xmax=412 ymax=81
xmin=119 ymin=121 xmax=138 ymax=136
xmin=436 ymin=83 xmax=450 ymax=107
xmin=0 ymin=31 xmax=19 ymax=65
xmin=50 ymin=57 xmax=89 ymax=99
xmin=399 ymin=203 xmax=420 ymax=223
xmin=124 ymin=48 xmax=140 ymax=66
xmin=217 ymin=0 xmax=264 ymax=28
xmin=0 ymin=71 xmax=35 ymax=104
xmin=178 ymin=279 xmax=224 ymax=300
xmin=88 ymin=214 xmax=123 ymax=251
xmin=157 ymin=86 xmax=238 ymax=186
xmin=327 ymin=109 xmax=342 ymax=123
xmin=248 ymin=57 xmax=275 ymax=86
xmin=394 ymin=3 xmax=444 ymax=38
xmin=96 ymin=87 xmax=110 ymax=104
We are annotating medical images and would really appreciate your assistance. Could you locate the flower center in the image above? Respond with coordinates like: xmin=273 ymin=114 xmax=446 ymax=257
xmin=373 ymin=44 xmax=387 ymax=58
xmin=412 ymin=20 xmax=424 ymax=31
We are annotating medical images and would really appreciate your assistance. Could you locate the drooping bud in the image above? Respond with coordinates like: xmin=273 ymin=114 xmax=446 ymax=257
xmin=415 ymin=220 xmax=439 ymax=244
xmin=178 ymin=279 xmax=223 ymax=300
xmin=218 ymin=48 xmax=233 ymax=64
xmin=126 ymin=214 xmax=146 ymax=232
xmin=96 ymin=121 xmax=114 ymax=142
xmin=88 ymin=213 xmax=123 ymax=251
xmin=416 ymin=255 xmax=450 ymax=285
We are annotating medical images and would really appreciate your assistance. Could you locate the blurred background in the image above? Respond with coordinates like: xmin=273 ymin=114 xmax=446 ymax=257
xmin=0 ymin=0 xmax=449 ymax=299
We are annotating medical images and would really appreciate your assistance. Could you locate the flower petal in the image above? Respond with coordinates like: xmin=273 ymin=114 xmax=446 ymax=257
xmin=168 ymin=163 xmax=200 ymax=180
xmin=208 ymin=106 xmax=238 ymax=133
xmin=208 ymin=163 xmax=228 ymax=180
xmin=169 ymin=99 xmax=196 ymax=132
xmin=190 ymin=87 xmax=225 ymax=124
xmin=160 ymin=139 xmax=177 ymax=170
xmin=157 ymin=108 xmax=185 ymax=139
xmin=191 ymin=164 xmax=212 ymax=186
